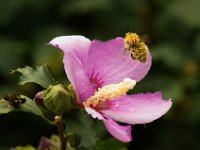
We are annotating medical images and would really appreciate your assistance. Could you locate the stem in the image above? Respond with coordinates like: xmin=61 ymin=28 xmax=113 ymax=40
xmin=55 ymin=115 xmax=67 ymax=150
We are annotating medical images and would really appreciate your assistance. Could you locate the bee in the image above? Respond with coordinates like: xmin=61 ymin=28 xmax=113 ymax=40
xmin=123 ymin=32 xmax=149 ymax=63
xmin=3 ymin=93 xmax=26 ymax=108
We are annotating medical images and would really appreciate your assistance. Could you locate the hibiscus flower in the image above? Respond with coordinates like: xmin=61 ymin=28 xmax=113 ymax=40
xmin=49 ymin=35 xmax=172 ymax=142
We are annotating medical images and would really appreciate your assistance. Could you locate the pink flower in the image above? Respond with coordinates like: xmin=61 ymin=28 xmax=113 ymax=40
xmin=49 ymin=35 xmax=172 ymax=142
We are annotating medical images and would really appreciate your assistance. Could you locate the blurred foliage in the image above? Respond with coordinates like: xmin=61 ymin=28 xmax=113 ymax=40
xmin=0 ymin=0 xmax=200 ymax=149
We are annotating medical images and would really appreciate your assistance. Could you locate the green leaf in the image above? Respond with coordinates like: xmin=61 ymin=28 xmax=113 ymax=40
xmin=63 ymin=109 xmax=96 ymax=150
xmin=12 ymin=145 xmax=36 ymax=150
xmin=0 ymin=99 xmax=14 ymax=114
xmin=12 ymin=64 xmax=55 ymax=88
xmin=20 ymin=95 xmax=44 ymax=117
xmin=96 ymin=138 xmax=128 ymax=150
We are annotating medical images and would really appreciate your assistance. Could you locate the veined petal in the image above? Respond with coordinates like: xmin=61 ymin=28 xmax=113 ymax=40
xmin=63 ymin=53 xmax=96 ymax=103
xmin=49 ymin=36 xmax=96 ymax=102
xmin=49 ymin=35 xmax=90 ymax=64
xmin=103 ymin=116 xmax=132 ymax=142
xmin=85 ymin=37 xmax=151 ymax=87
xmin=84 ymin=106 xmax=132 ymax=142
xmin=101 ymin=92 xmax=172 ymax=124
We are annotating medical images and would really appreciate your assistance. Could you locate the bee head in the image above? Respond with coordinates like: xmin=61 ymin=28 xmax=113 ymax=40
xmin=124 ymin=32 xmax=141 ymax=46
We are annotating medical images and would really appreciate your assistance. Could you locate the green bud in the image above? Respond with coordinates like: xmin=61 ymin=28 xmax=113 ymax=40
xmin=43 ymin=84 xmax=75 ymax=115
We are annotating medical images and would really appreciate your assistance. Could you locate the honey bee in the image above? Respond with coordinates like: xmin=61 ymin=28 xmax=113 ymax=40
xmin=123 ymin=32 xmax=148 ymax=63
xmin=3 ymin=93 xmax=26 ymax=108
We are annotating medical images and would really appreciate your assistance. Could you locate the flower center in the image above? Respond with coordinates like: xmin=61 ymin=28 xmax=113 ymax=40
xmin=84 ymin=78 xmax=136 ymax=108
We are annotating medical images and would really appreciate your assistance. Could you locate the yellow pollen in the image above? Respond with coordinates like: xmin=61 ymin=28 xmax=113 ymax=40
xmin=85 ymin=78 xmax=136 ymax=107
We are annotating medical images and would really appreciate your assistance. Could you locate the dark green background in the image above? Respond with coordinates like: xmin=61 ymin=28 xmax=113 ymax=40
xmin=0 ymin=0 xmax=200 ymax=149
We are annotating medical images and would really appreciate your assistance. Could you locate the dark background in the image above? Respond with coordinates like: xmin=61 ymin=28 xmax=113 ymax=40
xmin=0 ymin=0 xmax=200 ymax=149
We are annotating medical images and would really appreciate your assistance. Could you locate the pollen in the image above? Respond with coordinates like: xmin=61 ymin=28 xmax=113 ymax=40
xmin=85 ymin=78 xmax=136 ymax=107
xmin=124 ymin=33 xmax=140 ymax=48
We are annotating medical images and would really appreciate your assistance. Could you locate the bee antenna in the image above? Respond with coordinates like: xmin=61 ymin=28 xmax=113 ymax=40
xmin=129 ymin=25 xmax=134 ymax=32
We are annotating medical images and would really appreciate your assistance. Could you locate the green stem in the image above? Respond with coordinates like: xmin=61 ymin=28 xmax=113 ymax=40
xmin=55 ymin=115 xmax=67 ymax=150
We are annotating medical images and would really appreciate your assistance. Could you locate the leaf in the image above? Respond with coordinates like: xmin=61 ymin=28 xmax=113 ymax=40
xmin=63 ymin=109 xmax=96 ymax=150
xmin=0 ymin=99 xmax=14 ymax=114
xmin=11 ymin=145 xmax=36 ymax=150
xmin=12 ymin=64 xmax=55 ymax=88
xmin=20 ymin=95 xmax=44 ymax=117
xmin=96 ymin=138 xmax=128 ymax=150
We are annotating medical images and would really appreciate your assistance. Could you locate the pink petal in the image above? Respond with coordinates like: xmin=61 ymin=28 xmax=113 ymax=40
xmin=85 ymin=106 xmax=132 ymax=142
xmin=101 ymin=92 xmax=172 ymax=124
xmin=85 ymin=37 xmax=151 ymax=87
xmin=84 ymin=105 xmax=104 ymax=120
xmin=49 ymin=35 xmax=90 ymax=64
xmin=103 ymin=116 xmax=132 ymax=142
xmin=49 ymin=36 xmax=96 ymax=102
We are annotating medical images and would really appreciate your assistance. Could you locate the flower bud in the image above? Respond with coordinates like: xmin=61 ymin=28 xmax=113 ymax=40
xmin=35 ymin=91 xmax=45 ymax=107
xmin=38 ymin=136 xmax=58 ymax=150
xmin=43 ymin=84 xmax=75 ymax=115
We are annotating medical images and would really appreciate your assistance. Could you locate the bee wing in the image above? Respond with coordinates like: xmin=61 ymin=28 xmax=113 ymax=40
xmin=141 ymin=34 xmax=151 ymax=44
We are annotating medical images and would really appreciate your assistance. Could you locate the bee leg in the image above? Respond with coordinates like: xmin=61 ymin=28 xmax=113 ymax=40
xmin=122 ymin=48 xmax=127 ymax=61
xmin=131 ymin=51 xmax=136 ymax=61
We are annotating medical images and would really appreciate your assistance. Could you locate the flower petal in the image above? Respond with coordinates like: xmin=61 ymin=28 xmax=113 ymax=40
xmin=49 ymin=36 xmax=96 ymax=102
xmin=84 ymin=105 xmax=104 ymax=120
xmin=85 ymin=106 xmax=132 ymax=142
xmin=101 ymin=92 xmax=172 ymax=124
xmin=85 ymin=37 xmax=151 ymax=87
xmin=49 ymin=35 xmax=90 ymax=64
xmin=103 ymin=116 xmax=132 ymax=142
